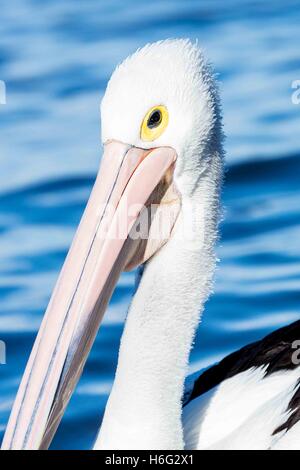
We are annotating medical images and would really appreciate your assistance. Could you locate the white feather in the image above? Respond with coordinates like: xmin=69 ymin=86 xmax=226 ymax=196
xmin=183 ymin=366 xmax=300 ymax=449
xmin=95 ymin=38 xmax=223 ymax=450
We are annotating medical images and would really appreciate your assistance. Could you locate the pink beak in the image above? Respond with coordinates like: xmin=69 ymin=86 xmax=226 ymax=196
xmin=1 ymin=141 xmax=176 ymax=450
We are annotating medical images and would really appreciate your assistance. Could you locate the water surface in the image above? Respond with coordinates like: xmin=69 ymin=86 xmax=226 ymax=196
xmin=0 ymin=0 xmax=300 ymax=449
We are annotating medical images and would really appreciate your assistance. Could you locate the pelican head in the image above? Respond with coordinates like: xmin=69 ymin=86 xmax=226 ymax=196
xmin=102 ymin=39 xmax=221 ymax=195
xmin=2 ymin=39 xmax=222 ymax=450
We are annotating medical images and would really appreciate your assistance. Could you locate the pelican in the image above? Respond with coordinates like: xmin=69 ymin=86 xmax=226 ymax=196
xmin=2 ymin=39 xmax=300 ymax=450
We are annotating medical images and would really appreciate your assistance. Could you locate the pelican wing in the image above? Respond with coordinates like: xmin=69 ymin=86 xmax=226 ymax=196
xmin=183 ymin=320 xmax=300 ymax=450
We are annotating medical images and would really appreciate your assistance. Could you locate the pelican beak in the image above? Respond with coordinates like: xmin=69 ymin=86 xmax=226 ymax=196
xmin=1 ymin=140 xmax=176 ymax=450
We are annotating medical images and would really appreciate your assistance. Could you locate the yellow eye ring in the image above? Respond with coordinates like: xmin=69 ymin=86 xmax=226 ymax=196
xmin=140 ymin=105 xmax=169 ymax=142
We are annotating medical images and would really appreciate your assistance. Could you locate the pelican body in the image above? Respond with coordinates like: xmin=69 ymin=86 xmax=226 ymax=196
xmin=2 ymin=39 xmax=300 ymax=450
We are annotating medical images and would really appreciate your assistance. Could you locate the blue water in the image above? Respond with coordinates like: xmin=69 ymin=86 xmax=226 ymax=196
xmin=0 ymin=0 xmax=300 ymax=449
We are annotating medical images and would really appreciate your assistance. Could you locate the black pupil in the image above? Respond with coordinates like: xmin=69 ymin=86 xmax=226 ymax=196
xmin=147 ymin=110 xmax=162 ymax=129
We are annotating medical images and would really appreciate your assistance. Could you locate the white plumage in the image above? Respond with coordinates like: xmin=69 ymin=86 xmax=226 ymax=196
xmin=183 ymin=366 xmax=300 ymax=449
xmin=95 ymin=38 xmax=223 ymax=450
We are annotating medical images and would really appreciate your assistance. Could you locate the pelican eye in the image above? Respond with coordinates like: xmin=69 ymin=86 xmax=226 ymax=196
xmin=147 ymin=109 xmax=162 ymax=129
xmin=141 ymin=105 xmax=169 ymax=142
